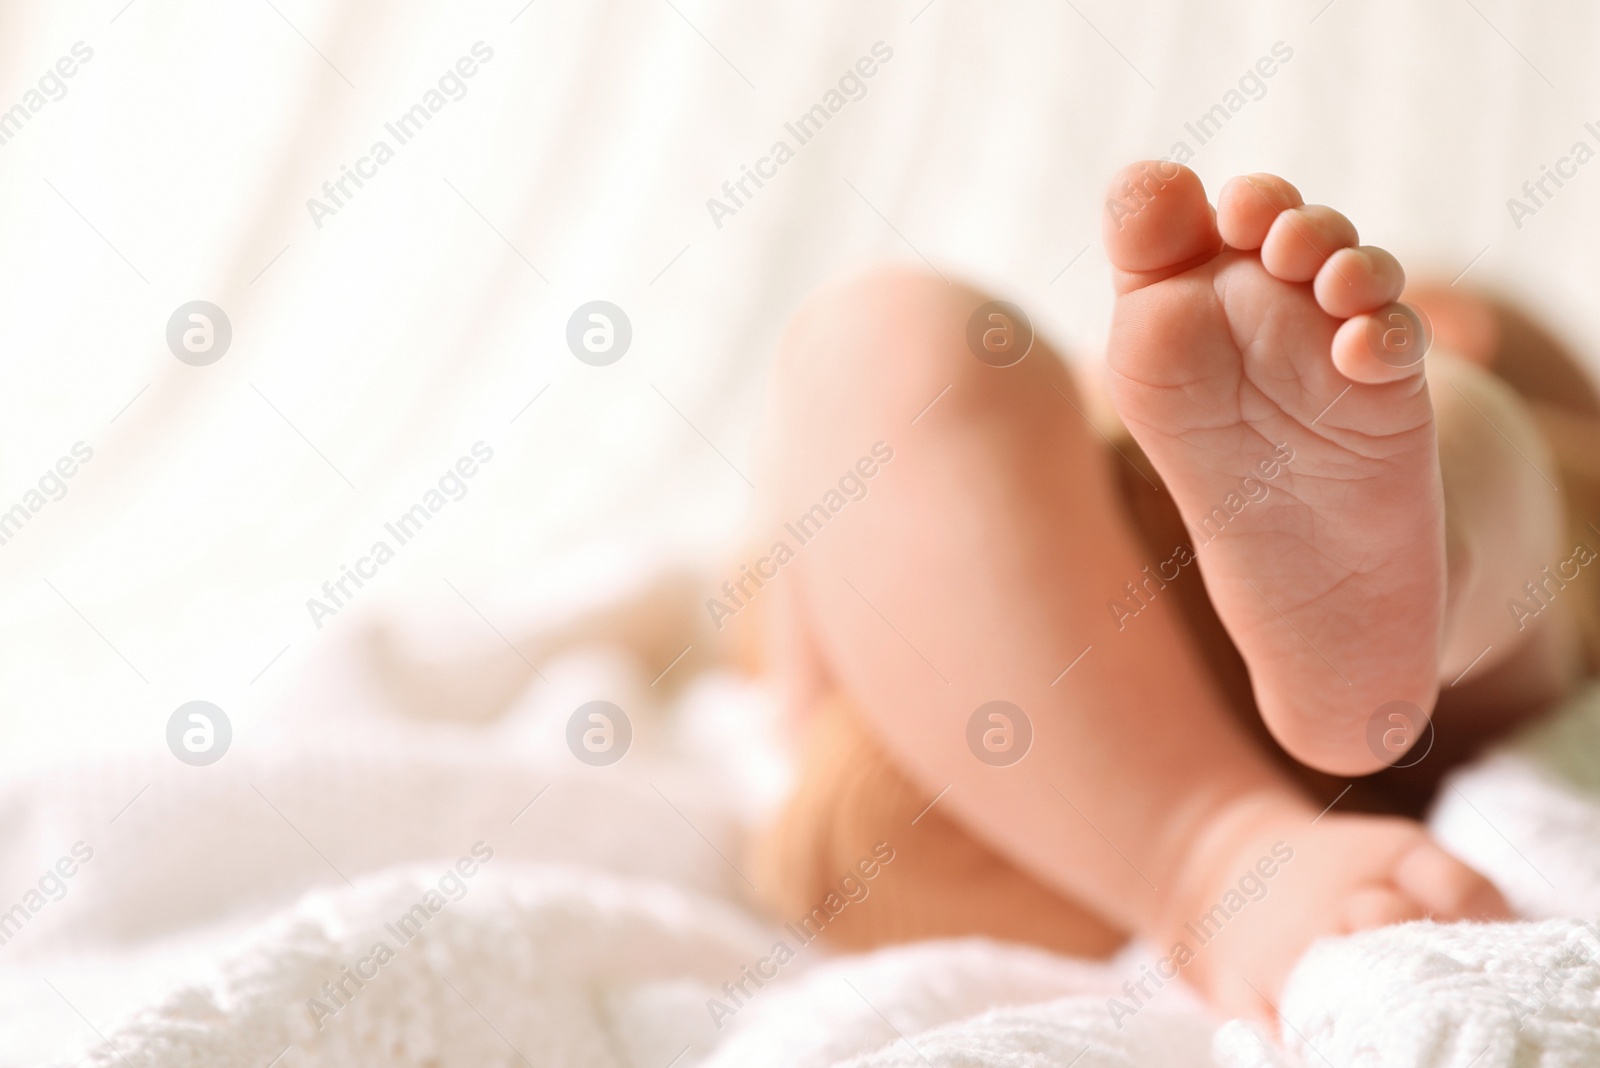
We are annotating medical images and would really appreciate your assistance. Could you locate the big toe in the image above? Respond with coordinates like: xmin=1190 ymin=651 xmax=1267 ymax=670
xmin=1102 ymin=161 xmax=1221 ymax=289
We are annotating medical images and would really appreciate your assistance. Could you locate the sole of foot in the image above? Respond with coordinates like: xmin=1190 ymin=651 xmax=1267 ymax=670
xmin=1102 ymin=162 xmax=1445 ymax=776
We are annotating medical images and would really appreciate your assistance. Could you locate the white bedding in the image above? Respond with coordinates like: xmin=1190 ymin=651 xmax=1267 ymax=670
xmin=8 ymin=632 xmax=1600 ymax=1068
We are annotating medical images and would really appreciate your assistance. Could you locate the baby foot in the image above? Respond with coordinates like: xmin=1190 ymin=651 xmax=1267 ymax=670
xmin=1160 ymin=792 xmax=1508 ymax=1019
xmin=1102 ymin=162 xmax=1445 ymax=775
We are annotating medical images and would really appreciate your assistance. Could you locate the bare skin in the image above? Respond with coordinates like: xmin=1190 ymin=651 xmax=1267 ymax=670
xmin=358 ymin=162 xmax=1581 ymax=1020
xmin=752 ymin=163 xmax=1588 ymax=1017
xmin=1108 ymin=163 xmax=1528 ymax=775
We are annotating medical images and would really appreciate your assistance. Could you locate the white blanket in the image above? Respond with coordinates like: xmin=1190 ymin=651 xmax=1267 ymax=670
xmin=9 ymin=639 xmax=1600 ymax=1068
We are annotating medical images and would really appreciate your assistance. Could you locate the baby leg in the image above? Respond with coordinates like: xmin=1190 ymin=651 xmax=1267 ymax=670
xmin=754 ymin=265 xmax=1503 ymax=1016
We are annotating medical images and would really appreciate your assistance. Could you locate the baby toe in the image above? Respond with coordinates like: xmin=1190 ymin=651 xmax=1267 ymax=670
xmin=1218 ymin=173 xmax=1305 ymax=250
xmin=1394 ymin=839 xmax=1511 ymax=921
xmin=1314 ymin=246 xmax=1406 ymax=319
xmin=1102 ymin=161 xmax=1221 ymax=286
xmin=1331 ymin=303 xmax=1432 ymax=383
xmin=1340 ymin=885 xmax=1428 ymax=932
xmin=1261 ymin=205 xmax=1359 ymax=282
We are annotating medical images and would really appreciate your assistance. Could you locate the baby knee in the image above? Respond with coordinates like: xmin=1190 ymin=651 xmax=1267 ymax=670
xmin=773 ymin=264 xmax=1035 ymax=420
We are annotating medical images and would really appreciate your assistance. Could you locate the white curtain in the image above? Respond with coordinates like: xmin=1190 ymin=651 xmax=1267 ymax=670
xmin=1 ymin=0 xmax=1595 ymax=767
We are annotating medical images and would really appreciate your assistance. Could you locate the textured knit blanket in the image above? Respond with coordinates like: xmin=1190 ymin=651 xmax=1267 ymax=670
xmin=7 ymin=647 xmax=1600 ymax=1067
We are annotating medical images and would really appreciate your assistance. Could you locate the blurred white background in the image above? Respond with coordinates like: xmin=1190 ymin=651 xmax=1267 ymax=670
xmin=2 ymin=0 xmax=1599 ymax=772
